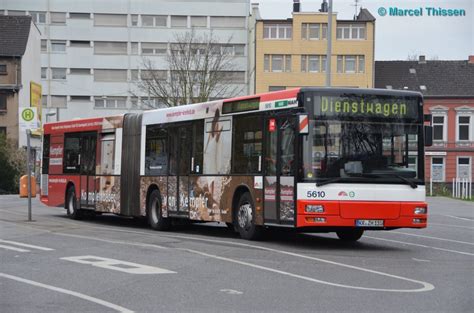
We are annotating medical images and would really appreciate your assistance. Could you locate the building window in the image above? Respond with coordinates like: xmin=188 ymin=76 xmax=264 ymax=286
xmin=336 ymin=55 xmax=365 ymax=73
xmin=94 ymin=41 xmax=127 ymax=54
xmin=30 ymin=11 xmax=46 ymax=24
xmin=301 ymin=55 xmax=326 ymax=73
xmin=141 ymin=70 xmax=168 ymax=81
xmin=51 ymin=96 xmax=67 ymax=108
xmin=41 ymin=67 xmax=47 ymax=79
xmin=69 ymin=13 xmax=90 ymax=19
xmin=301 ymin=23 xmax=327 ymax=40
xmin=50 ymin=12 xmax=66 ymax=24
xmin=70 ymin=96 xmax=91 ymax=102
xmin=94 ymin=14 xmax=127 ymax=27
xmin=141 ymin=15 xmax=167 ymax=27
xmin=210 ymin=16 xmax=245 ymax=28
xmin=217 ymin=71 xmax=246 ymax=83
xmin=263 ymin=23 xmax=292 ymax=39
xmin=51 ymin=41 xmax=66 ymax=53
xmin=130 ymin=70 xmax=139 ymax=81
xmin=131 ymin=14 xmax=139 ymax=26
xmin=130 ymin=42 xmax=138 ymax=55
xmin=94 ymin=69 xmax=128 ymax=82
xmin=191 ymin=16 xmax=207 ymax=28
xmin=141 ymin=42 xmax=167 ymax=55
xmin=457 ymin=115 xmax=472 ymax=141
xmin=171 ymin=16 xmax=187 ymax=28
xmin=0 ymin=64 xmax=6 ymax=74
xmin=431 ymin=157 xmax=445 ymax=182
xmin=7 ymin=10 xmax=26 ymax=16
xmin=70 ymin=40 xmax=90 ymax=48
xmin=432 ymin=115 xmax=446 ymax=141
xmin=269 ymin=86 xmax=286 ymax=91
xmin=0 ymin=94 xmax=7 ymax=111
xmin=51 ymin=68 xmax=67 ymax=80
xmin=457 ymin=157 xmax=472 ymax=179
xmin=41 ymin=39 xmax=48 ymax=52
xmin=70 ymin=68 xmax=91 ymax=75
xmin=264 ymin=54 xmax=291 ymax=72
xmin=336 ymin=24 xmax=366 ymax=40
xmin=95 ymin=97 xmax=127 ymax=109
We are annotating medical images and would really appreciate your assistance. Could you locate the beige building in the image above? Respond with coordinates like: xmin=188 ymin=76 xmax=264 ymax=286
xmin=0 ymin=15 xmax=41 ymax=147
xmin=254 ymin=1 xmax=375 ymax=93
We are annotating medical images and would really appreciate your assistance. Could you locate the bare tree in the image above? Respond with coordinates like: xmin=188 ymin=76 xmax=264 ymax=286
xmin=134 ymin=31 xmax=242 ymax=108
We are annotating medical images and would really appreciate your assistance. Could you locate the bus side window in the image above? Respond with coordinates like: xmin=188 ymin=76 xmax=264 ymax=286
xmin=42 ymin=134 xmax=50 ymax=174
xmin=63 ymin=133 xmax=81 ymax=173
xmin=145 ymin=126 xmax=168 ymax=175
xmin=100 ymin=134 xmax=115 ymax=175
xmin=192 ymin=120 xmax=204 ymax=173
xmin=232 ymin=115 xmax=263 ymax=174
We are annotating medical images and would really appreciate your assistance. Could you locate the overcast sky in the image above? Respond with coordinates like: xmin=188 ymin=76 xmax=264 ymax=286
xmin=253 ymin=0 xmax=473 ymax=60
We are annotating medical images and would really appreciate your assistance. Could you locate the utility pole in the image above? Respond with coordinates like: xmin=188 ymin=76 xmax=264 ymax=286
xmin=325 ymin=0 xmax=333 ymax=87
xmin=26 ymin=129 xmax=32 ymax=221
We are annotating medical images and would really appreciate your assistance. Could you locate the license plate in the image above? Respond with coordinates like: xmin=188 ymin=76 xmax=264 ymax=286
xmin=356 ymin=220 xmax=384 ymax=227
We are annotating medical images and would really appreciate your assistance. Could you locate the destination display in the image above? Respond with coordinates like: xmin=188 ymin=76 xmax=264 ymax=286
xmin=314 ymin=95 xmax=420 ymax=120
xmin=222 ymin=98 xmax=260 ymax=114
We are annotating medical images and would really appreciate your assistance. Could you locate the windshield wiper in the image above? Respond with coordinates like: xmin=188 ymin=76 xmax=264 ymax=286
xmin=346 ymin=172 xmax=418 ymax=189
xmin=316 ymin=177 xmax=345 ymax=187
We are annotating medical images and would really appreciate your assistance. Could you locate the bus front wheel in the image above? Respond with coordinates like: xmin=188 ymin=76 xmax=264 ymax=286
xmin=147 ymin=190 xmax=170 ymax=231
xmin=336 ymin=229 xmax=364 ymax=242
xmin=236 ymin=192 xmax=262 ymax=240
xmin=66 ymin=187 xmax=82 ymax=220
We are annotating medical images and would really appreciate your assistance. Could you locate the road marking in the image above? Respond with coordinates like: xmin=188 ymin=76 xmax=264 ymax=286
xmin=220 ymin=289 xmax=243 ymax=295
xmin=429 ymin=222 xmax=473 ymax=230
xmin=0 ymin=244 xmax=29 ymax=252
xmin=55 ymin=232 xmax=168 ymax=250
xmin=61 ymin=255 xmax=175 ymax=274
xmin=52 ymin=229 xmax=434 ymax=292
xmin=0 ymin=272 xmax=133 ymax=313
xmin=389 ymin=231 xmax=474 ymax=246
xmin=412 ymin=258 xmax=431 ymax=263
xmin=365 ymin=236 xmax=474 ymax=256
xmin=443 ymin=215 xmax=472 ymax=222
xmin=0 ymin=239 xmax=54 ymax=251
xmin=181 ymin=248 xmax=434 ymax=293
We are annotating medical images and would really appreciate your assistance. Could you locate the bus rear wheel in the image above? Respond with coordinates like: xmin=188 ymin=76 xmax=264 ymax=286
xmin=66 ymin=187 xmax=82 ymax=220
xmin=336 ymin=229 xmax=364 ymax=242
xmin=235 ymin=192 xmax=262 ymax=240
xmin=147 ymin=190 xmax=170 ymax=231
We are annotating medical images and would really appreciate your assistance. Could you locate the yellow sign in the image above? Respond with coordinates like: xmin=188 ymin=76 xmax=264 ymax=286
xmin=30 ymin=82 xmax=42 ymax=135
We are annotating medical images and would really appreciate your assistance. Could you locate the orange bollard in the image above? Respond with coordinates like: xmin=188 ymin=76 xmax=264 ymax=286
xmin=20 ymin=175 xmax=36 ymax=198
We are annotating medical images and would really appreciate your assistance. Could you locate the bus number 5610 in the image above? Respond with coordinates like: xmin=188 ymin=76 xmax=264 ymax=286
xmin=307 ymin=191 xmax=325 ymax=198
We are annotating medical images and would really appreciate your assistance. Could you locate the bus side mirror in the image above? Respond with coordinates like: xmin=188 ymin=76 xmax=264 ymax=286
xmin=297 ymin=114 xmax=309 ymax=135
xmin=424 ymin=125 xmax=433 ymax=147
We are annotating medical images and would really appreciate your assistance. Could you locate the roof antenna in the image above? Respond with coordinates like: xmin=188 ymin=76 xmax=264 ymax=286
xmin=352 ymin=0 xmax=360 ymax=20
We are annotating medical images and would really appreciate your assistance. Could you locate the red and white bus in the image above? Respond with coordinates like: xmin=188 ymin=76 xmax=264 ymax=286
xmin=41 ymin=88 xmax=431 ymax=241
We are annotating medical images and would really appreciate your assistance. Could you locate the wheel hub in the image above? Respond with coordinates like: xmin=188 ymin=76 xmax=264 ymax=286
xmin=238 ymin=203 xmax=252 ymax=229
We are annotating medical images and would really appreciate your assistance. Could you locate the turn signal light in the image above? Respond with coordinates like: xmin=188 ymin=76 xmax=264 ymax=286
xmin=305 ymin=205 xmax=324 ymax=213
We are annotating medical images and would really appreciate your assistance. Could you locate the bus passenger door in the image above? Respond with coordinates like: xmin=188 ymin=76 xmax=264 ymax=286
xmin=80 ymin=132 xmax=97 ymax=208
xmin=264 ymin=116 xmax=297 ymax=225
xmin=168 ymin=125 xmax=191 ymax=217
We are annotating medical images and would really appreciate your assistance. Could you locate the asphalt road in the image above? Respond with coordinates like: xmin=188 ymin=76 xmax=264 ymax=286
xmin=0 ymin=195 xmax=473 ymax=313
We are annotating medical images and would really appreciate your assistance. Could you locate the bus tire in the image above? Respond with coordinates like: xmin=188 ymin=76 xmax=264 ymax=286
xmin=66 ymin=187 xmax=82 ymax=220
xmin=236 ymin=192 xmax=262 ymax=240
xmin=336 ymin=229 xmax=364 ymax=242
xmin=147 ymin=190 xmax=170 ymax=231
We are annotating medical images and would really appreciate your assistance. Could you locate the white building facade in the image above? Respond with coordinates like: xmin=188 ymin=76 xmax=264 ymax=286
xmin=2 ymin=0 xmax=251 ymax=122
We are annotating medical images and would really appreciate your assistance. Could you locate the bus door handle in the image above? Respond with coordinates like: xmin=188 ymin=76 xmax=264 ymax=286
xmin=78 ymin=154 xmax=81 ymax=165
xmin=191 ymin=157 xmax=194 ymax=172
xmin=258 ymin=155 xmax=262 ymax=172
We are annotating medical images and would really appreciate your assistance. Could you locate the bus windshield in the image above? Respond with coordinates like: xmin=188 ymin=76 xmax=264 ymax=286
xmin=301 ymin=92 xmax=424 ymax=185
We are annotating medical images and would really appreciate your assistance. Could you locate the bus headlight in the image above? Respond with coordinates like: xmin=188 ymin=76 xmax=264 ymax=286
xmin=305 ymin=205 xmax=324 ymax=213
xmin=414 ymin=207 xmax=427 ymax=214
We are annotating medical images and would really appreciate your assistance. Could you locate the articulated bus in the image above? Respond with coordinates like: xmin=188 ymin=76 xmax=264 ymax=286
xmin=41 ymin=88 xmax=432 ymax=241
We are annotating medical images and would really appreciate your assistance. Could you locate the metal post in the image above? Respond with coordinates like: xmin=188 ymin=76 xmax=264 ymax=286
xmin=26 ymin=129 xmax=32 ymax=221
xmin=325 ymin=0 xmax=333 ymax=87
